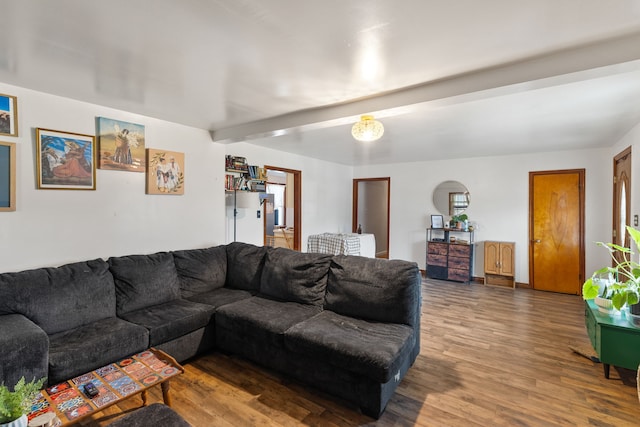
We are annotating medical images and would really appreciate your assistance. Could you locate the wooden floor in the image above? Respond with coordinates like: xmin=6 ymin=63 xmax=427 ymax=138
xmin=78 ymin=280 xmax=640 ymax=426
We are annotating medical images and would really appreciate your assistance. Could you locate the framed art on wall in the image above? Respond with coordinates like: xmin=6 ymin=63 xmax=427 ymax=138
xmin=431 ymin=214 xmax=444 ymax=229
xmin=0 ymin=94 xmax=18 ymax=137
xmin=0 ymin=141 xmax=16 ymax=211
xmin=97 ymin=117 xmax=145 ymax=172
xmin=36 ymin=128 xmax=96 ymax=190
xmin=146 ymin=149 xmax=184 ymax=195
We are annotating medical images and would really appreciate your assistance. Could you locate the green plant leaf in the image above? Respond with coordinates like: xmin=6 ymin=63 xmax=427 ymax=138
xmin=0 ymin=377 xmax=45 ymax=423
xmin=582 ymin=278 xmax=601 ymax=300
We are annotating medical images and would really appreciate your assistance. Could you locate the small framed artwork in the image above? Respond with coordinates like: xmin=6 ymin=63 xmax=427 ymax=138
xmin=36 ymin=128 xmax=96 ymax=190
xmin=431 ymin=214 xmax=444 ymax=229
xmin=0 ymin=141 xmax=16 ymax=211
xmin=146 ymin=149 xmax=184 ymax=195
xmin=97 ymin=117 xmax=145 ymax=172
xmin=0 ymin=94 xmax=18 ymax=137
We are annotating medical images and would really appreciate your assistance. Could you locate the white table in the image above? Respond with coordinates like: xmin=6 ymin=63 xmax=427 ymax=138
xmin=307 ymin=233 xmax=376 ymax=258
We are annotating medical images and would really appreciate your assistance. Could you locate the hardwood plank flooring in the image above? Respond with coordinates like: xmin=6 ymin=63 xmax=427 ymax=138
xmin=77 ymin=280 xmax=639 ymax=426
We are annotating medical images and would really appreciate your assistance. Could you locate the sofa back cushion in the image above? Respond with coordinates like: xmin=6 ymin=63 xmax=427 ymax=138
xmin=173 ymin=246 xmax=227 ymax=298
xmin=0 ymin=259 xmax=116 ymax=335
xmin=325 ymin=256 xmax=421 ymax=326
xmin=260 ymin=248 xmax=332 ymax=306
xmin=225 ymin=242 xmax=268 ymax=292
xmin=108 ymin=252 xmax=181 ymax=315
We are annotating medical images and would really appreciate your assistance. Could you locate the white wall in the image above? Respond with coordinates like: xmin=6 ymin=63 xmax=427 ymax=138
xmin=0 ymin=82 xmax=226 ymax=273
xmin=355 ymin=147 xmax=611 ymax=284
xmin=222 ymin=142 xmax=353 ymax=250
xmin=1 ymin=80 xmax=632 ymax=285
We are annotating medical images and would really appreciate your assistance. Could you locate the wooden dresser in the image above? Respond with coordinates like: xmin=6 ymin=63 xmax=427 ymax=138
xmin=426 ymin=229 xmax=474 ymax=283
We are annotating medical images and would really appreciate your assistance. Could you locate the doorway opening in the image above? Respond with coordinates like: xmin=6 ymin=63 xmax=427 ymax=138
xmin=264 ymin=165 xmax=302 ymax=251
xmin=353 ymin=177 xmax=390 ymax=259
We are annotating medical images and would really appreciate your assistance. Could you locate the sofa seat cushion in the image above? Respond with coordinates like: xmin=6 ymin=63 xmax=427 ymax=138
xmin=108 ymin=252 xmax=181 ymax=316
xmin=119 ymin=299 xmax=215 ymax=346
xmin=225 ymin=242 xmax=268 ymax=292
xmin=325 ymin=256 xmax=421 ymax=326
xmin=0 ymin=314 xmax=48 ymax=389
xmin=216 ymin=296 xmax=321 ymax=348
xmin=173 ymin=246 xmax=227 ymax=298
xmin=259 ymin=248 xmax=332 ymax=306
xmin=184 ymin=287 xmax=252 ymax=309
xmin=48 ymin=317 xmax=149 ymax=385
xmin=0 ymin=259 xmax=116 ymax=335
xmin=285 ymin=311 xmax=414 ymax=383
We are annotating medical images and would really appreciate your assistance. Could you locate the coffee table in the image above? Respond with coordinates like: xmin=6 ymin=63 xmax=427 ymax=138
xmin=27 ymin=348 xmax=184 ymax=426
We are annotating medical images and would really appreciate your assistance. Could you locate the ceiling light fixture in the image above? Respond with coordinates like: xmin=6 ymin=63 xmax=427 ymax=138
xmin=351 ymin=115 xmax=384 ymax=142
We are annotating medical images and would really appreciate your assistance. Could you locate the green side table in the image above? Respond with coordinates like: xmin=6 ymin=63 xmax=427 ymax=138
xmin=585 ymin=300 xmax=640 ymax=378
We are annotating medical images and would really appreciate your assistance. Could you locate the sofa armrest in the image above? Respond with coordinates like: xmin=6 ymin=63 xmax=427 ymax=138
xmin=0 ymin=314 xmax=49 ymax=388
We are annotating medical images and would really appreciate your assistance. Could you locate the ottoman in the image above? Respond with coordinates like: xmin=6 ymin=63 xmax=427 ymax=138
xmin=108 ymin=403 xmax=191 ymax=427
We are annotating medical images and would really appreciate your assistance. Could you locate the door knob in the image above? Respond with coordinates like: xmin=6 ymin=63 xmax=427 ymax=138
xmin=532 ymin=239 xmax=541 ymax=243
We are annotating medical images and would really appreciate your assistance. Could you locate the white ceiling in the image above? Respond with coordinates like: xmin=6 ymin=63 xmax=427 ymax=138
xmin=3 ymin=1 xmax=640 ymax=165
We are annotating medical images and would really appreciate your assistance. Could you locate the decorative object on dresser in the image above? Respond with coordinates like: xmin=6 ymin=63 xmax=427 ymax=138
xmin=483 ymin=241 xmax=515 ymax=288
xmin=426 ymin=228 xmax=474 ymax=283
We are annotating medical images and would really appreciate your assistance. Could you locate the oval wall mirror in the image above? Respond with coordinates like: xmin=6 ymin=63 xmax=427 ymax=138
xmin=433 ymin=180 xmax=470 ymax=216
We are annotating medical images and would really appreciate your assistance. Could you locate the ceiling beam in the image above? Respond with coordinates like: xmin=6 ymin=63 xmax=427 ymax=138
xmin=211 ymin=31 xmax=640 ymax=143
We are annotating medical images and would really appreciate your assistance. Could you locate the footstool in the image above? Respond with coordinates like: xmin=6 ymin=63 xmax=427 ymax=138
xmin=108 ymin=403 xmax=191 ymax=426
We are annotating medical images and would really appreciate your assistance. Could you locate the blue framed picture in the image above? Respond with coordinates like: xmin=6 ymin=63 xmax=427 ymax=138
xmin=0 ymin=141 xmax=16 ymax=211
xmin=36 ymin=128 xmax=96 ymax=190
xmin=0 ymin=94 xmax=18 ymax=137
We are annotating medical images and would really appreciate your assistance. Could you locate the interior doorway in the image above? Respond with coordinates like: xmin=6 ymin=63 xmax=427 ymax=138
xmin=613 ymin=147 xmax=631 ymax=260
xmin=529 ymin=169 xmax=585 ymax=294
xmin=353 ymin=177 xmax=390 ymax=258
xmin=264 ymin=165 xmax=302 ymax=251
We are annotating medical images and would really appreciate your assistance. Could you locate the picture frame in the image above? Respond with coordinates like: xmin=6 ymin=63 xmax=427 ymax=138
xmin=146 ymin=149 xmax=184 ymax=195
xmin=431 ymin=214 xmax=444 ymax=229
xmin=97 ymin=117 xmax=145 ymax=172
xmin=0 ymin=141 xmax=16 ymax=211
xmin=0 ymin=93 xmax=18 ymax=137
xmin=36 ymin=128 xmax=96 ymax=190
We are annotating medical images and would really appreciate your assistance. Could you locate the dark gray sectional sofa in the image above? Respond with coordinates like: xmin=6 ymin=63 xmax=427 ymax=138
xmin=0 ymin=242 xmax=421 ymax=418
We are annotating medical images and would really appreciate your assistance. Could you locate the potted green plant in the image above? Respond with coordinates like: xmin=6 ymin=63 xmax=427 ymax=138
xmin=450 ymin=213 xmax=468 ymax=230
xmin=583 ymin=225 xmax=640 ymax=317
xmin=0 ymin=377 xmax=45 ymax=427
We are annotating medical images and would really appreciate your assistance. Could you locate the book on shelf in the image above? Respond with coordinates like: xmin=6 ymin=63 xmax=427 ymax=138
xmin=225 ymin=155 xmax=248 ymax=171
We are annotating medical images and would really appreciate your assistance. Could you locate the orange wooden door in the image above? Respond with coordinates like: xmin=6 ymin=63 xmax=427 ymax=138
xmin=529 ymin=170 xmax=585 ymax=294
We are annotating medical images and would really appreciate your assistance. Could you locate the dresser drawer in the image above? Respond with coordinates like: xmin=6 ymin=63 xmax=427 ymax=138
xmin=428 ymin=242 xmax=448 ymax=255
xmin=448 ymin=268 xmax=470 ymax=282
xmin=427 ymin=254 xmax=447 ymax=267
xmin=448 ymin=256 xmax=469 ymax=271
xmin=449 ymin=244 xmax=471 ymax=257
